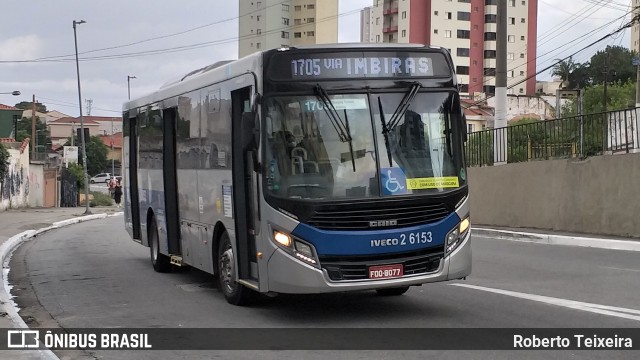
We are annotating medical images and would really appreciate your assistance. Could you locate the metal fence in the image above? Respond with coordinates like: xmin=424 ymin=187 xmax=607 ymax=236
xmin=465 ymin=107 xmax=640 ymax=167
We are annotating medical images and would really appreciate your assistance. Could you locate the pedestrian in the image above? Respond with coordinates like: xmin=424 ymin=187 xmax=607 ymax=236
xmin=114 ymin=179 xmax=123 ymax=208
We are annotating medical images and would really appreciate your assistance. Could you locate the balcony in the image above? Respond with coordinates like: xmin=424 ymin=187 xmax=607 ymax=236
xmin=383 ymin=7 xmax=399 ymax=15
xmin=383 ymin=25 xmax=398 ymax=33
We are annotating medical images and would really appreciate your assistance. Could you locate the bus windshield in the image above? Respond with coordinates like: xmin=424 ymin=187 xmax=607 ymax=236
xmin=263 ymin=91 xmax=463 ymax=200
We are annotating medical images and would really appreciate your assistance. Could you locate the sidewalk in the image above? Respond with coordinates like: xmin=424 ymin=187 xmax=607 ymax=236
xmin=0 ymin=206 xmax=120 ymax=360
xmin=473 ymin=225 xmax=640 ymax=251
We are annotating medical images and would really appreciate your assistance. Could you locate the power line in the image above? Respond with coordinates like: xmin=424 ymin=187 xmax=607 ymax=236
xmin=464 ymin=13 xmax=639 ymax=108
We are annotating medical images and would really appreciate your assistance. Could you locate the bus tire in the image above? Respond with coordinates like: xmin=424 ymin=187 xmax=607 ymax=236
xmin=375 ymin=286 xmax=410 ymax=296
xmin=149 ymin=217 xmax=171 ymax=273
xmin=217 ymin=231 xmax=255 ymax=306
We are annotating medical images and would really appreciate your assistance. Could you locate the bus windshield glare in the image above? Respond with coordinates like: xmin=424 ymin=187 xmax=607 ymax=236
xmin=264 ymin=91 xmax=464 ymax=200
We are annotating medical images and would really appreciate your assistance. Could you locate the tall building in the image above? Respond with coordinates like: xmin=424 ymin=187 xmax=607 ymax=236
xmin=368 ymin=0 xmax=538 ymax=97
xmin=360 ymin=6 xmax=374 ymax=42
xmin=239 ymin=0 xmax=339 ymax=58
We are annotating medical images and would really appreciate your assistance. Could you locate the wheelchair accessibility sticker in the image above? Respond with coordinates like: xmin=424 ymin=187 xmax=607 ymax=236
xmin=381 ymin=168 xmax=408 ymax=195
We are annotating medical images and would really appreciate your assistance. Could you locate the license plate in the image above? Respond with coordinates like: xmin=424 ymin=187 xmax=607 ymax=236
xmin=368 ymin=264 xmax=404 ymax=279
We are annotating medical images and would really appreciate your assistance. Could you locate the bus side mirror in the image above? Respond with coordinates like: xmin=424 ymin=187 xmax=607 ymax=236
xmin=462 ymin=114 xmax=468 ymax=142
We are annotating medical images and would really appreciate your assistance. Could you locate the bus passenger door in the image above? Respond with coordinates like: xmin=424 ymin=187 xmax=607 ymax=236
xmin=128 ymin=114 xmax=141 ymax=240
xmin=162 ymin=107 xmax=181 ymax=255
xmin=231 ymin=86 xmax=258 ymax=281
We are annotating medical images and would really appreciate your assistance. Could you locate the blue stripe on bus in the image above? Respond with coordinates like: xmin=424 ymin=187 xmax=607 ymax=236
xmin=291 ymin=212 xmax=460 ymax=256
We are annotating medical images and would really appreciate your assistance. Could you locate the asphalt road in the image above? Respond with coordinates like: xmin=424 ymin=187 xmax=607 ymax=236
xmin=8 ymin=217 xmax=640 ymax=360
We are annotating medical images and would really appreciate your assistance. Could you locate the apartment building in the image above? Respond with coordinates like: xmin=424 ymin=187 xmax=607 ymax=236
xmin=360 ymin=6 xmax=374 ymax=42
xmin=367 ymin=0 xmax=537 ymax=97
xmin=239 ymin=0 xmax=339 ymax=58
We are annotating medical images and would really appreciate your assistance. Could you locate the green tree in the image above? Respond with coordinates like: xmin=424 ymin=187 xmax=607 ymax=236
xmin=64 ymin=135 xmax=109 ymax=176
xmin=551 ymin=58 xmax=590 ymax=89
xmin=0 ymin=143 xmax=10 ymax=180
xmin=67 ymin=162 xmax=85 ymax=189
xmin=589 ymin=45 xmax=637 ymax=85
xmin=14 ymin=101 xmax=47 ymax=113
xmin=15 ymin=116 xmax=51 ymax=155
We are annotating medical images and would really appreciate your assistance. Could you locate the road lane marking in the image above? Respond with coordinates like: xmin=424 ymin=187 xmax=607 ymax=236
xmin=450 ymin=283 xmax=640 ymax=322
xmin=600 ymin=266 xmax=640 ymax=273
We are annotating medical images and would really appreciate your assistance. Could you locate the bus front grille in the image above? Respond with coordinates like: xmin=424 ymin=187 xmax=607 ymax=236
xmin=319 ymin=248 xmax=444 ymax=281
xmin=307 ymin=202 xmax=450 ymax=231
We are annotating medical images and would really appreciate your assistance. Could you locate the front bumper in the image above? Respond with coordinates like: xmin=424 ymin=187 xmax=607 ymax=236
xmin=266 ymin=230 xmax=472 ymax=294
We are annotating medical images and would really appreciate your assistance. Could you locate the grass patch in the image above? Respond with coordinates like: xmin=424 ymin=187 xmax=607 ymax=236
xmin=90 ymin=191 xmax=113 ymax=207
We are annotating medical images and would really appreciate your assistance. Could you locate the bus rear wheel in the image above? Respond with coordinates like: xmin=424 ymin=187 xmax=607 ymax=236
xmin=375 ymin=286 xmax=410 ymax=296
xmin=217 ymin=232 xmax=256 ymax=306
xmin=149 ymin=217 xmax=171 ymax=273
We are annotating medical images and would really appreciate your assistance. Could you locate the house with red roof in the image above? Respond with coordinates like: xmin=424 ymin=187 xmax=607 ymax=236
xmin=48 ymin=116 xmax=101 ymax=147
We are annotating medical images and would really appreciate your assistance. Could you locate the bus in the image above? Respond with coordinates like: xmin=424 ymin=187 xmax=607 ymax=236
xmin=122 ymin=44 xmax=471 ymax=305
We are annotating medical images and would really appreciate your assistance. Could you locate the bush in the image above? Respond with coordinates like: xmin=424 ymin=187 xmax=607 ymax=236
xmin=90 ymin=191 xmax=113 ymax=207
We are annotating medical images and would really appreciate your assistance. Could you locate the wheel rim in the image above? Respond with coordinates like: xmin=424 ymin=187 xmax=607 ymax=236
xmin=219 ymin=245 xmax=235 ymax=294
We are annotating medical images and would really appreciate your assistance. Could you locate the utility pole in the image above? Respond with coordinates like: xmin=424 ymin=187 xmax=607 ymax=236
xmin=493 ymin=0 xmax=508 ymax=165
xmin=31 ymin=94 xmax=36 ymax=160
xmin=603 ymin=51 xmax=609 ymax=112
xmin=73 ymin=19 xmax=91 ymax=215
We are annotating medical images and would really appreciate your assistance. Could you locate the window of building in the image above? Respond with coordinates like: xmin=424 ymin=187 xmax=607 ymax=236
xmin=402 ymin=11 xmax=407 ymax=19
xmin=307 ymin=4 xmax=315 ymax=9
xmin=307 ymin=31 xmax=315 ymax=37
xmin=402 ymin=29 xmax=407 ymax=37
xmin=257 ymin=15 xmax=261 ymax=21
xmin=459 ymin=84 xmax=469 ymax=93
xmin=508 ymin=52 xmax=514 ymax=60
xmin=521 ymin=18 xmax=526 ymax=23
xmin=484 ymin=68 xmax=496 ymax=76
xmin=376 ymin=34 xmax=381 ymax=42
xmin=443 ymin=29 xmax=451 ymax=37
xmin=508 ymin=35 xmax=515 ymax=42
xmin=257 ymin=29 xmax=262 ymax=35
xmin=435 ymin=10 xmax=439 ymax=15
xmin=520 ymin=53 xmax=525 ymax=58
xmin=458 ymin=0 xmax=471 ymax=2
xmin=484 ymin=32 xmax=497 ymax=40
xmin=307 ymin=17 xmax=315 ymax=23
xmin=456 ymin=66 xmax=470 ymax=75
xmin=294 ymin=32 xmax=301 ymax=38
xmin=447 ymin=12 xmax=452 ymax=19
xmin=485 ymin=0 xmax=497 ymax=4
xmin=457 ymin=30 xmax=470 ymax=39
xmin=376 ymin=17 xmax=380 ymax=25
xmin=457 ymin=48 xmax=470 ymax=57
xmin=485 ymin=14 xmax=497 ymax=23
xmin=256 ymin=43 xmax=261 ymax=49
xmin=522 ymin=0 xmax=526 ymax=4
xmin=257 ymin=1 xmax=262 ymax=7
xmin=484 ymin=85 xmax=496 ymax=94
xmin=521 ymin=35 xmax=525 ymax=40
xmin=294 ymin=5 xmax=301 ymax=11
xmin=435 ymin=29 xmax=439 ymax=34
xmin=509 ymin=17 xmax=515 ymax=25
xmin=468 ymin=124 xmax=475 ymax=133
xmin=457 ymin=11 xmax=471 ymax=21
xmin=282 ymin=4 xmax=289 ymax=11
xmin=508 ymin=70 xmax=514 ymax=77
xmin=484 ymin=50 xmax=496 ymax=58
xmin=509 ymin=0 xmax=516 ymax=6
xmin=294 ymin=19 xmax=301 ymax=25
xmin=519 ymin=88 xmax=524 ymax=94
xmin=520 ymin=70 xmax=525 ymax=76
xmin=281 ymin=31 xmax=289 ymax=39
xmin=282 ymin=17 xmax=290 ymax=25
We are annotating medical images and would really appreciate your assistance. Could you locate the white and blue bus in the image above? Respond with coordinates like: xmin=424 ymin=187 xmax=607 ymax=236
xmin=123 ymin=44 xmax=471 ymax=305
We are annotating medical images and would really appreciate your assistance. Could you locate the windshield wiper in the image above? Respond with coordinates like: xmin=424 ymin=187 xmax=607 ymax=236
xmin=378 ymin=96 xmax=394 ymax=168
xmin=383 ymin=82 xmax=422 ymax=134
xmin=313 ymin=84 xmax=356 ymax=171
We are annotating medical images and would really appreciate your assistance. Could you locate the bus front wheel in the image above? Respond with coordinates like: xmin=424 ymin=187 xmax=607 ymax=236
xmin=217 ymin=232 xmax=255 ymax=306
xmin=375 ymin=286 xmax=410 ymax=296
xmin=149 ymin=217 xmax=171 ymax=273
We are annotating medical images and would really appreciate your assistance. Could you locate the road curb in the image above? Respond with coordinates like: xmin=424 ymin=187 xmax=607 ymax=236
xmin=0 ymin=211 xmax=123 ymax=360
xmin=473 ymin=227 xmax=640 ymax=252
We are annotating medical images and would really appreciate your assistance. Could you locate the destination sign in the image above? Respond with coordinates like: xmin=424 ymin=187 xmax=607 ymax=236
xmin=268 ymin=51 xmax=451 ymax=81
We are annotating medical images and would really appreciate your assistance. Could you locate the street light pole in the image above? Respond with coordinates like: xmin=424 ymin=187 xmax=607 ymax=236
xmin=127 ymin=75 xmax=136 ymax=100
xmin=73 ymin=19 xmax=91 ymax=215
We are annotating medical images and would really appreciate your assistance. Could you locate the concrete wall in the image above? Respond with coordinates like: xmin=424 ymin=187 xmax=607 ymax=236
xmin=487 ymin=95 xmax=555 ymax=122
xmin=0 ymin=144 xmax=30 ymax=211
xmin=468 ymin=153 xmax=640 ymax=238
xmin=28 ymin=163 xmax=44 ymax=207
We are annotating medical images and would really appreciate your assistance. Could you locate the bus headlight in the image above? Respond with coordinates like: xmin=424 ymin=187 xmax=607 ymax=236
xmin=446 ymin=217 xmax=470 ymax=254
xmin=271 ymin=229 xmax=319 ymax=267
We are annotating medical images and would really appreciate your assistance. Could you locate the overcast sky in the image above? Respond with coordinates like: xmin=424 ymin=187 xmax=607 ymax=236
xmin=0 ymin=0 xmax=633 ymax=117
